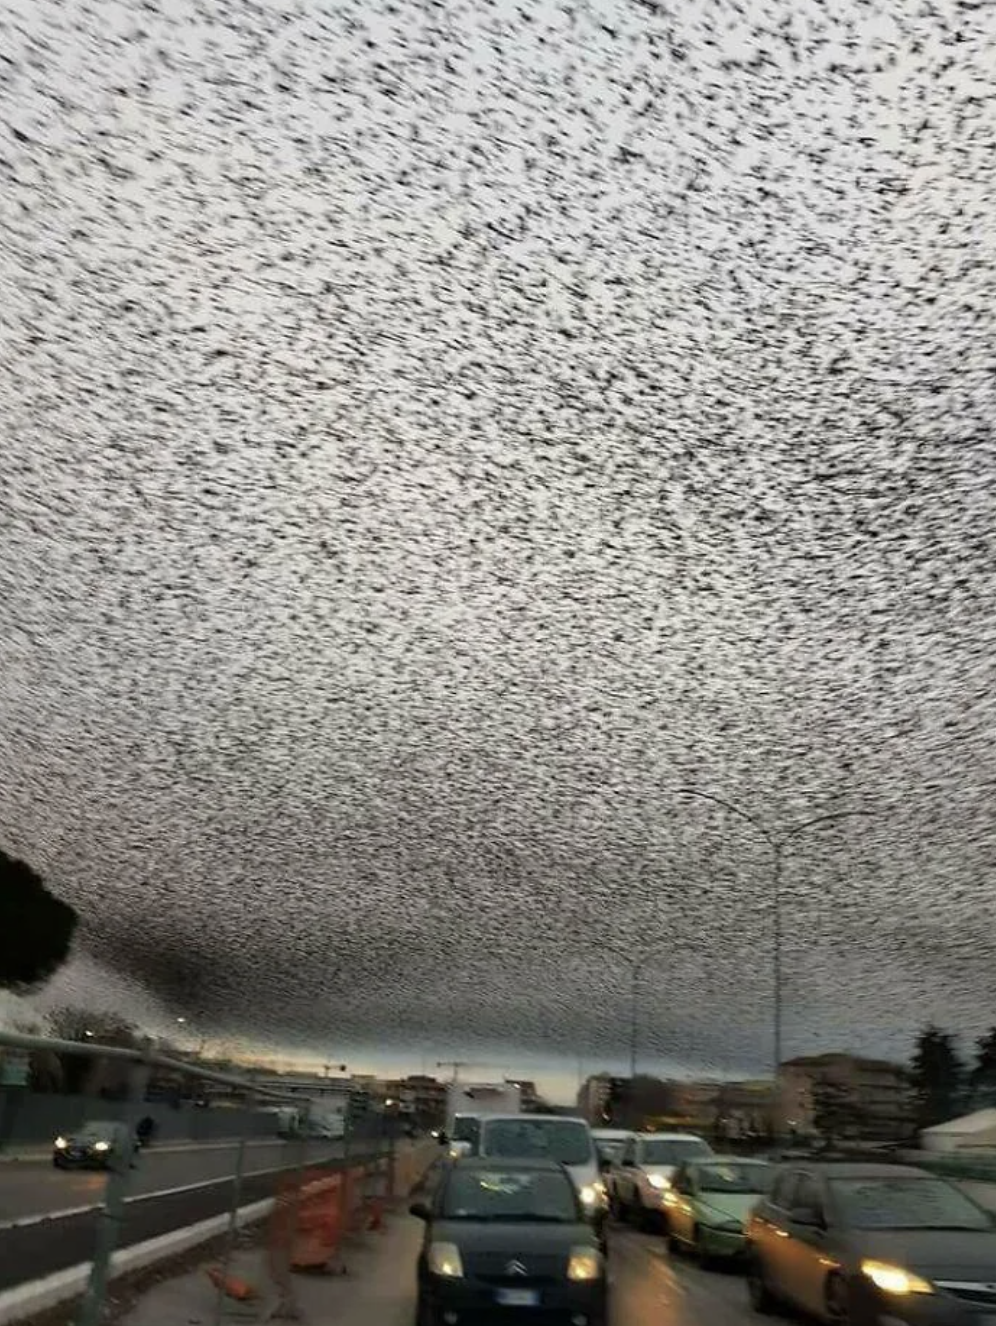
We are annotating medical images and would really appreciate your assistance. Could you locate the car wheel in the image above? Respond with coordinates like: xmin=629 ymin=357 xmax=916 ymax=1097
xmin=824 ymin=1273 xmax=854 ymax=1324
xmin=746 ymin=1252 xmax=780 ymax=1316
xmin=413 ymin=1293 xmax=434 ymax=1326
xmin=693 ymin=1225 xmax=715 ymax=1270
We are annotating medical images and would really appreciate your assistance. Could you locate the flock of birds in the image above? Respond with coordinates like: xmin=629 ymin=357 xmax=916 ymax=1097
xmin=2 ymin=0 xmax=996 ymax=1076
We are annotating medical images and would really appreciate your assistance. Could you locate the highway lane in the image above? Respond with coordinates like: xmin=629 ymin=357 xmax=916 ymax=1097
xmin=314 ymin=1218 xmax=758 ymax=1326
xmin=0 ymin=1141 xmax=389 ymax=1292
xmin=0 ymin=1138 xmax=355 ymax=1226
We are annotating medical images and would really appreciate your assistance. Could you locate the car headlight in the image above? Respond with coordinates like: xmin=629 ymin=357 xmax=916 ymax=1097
xmin=427 ymin=1242 xmax=464 ymax=1278
xmin=861 ymin=1260 xmax=934 ymax=1296
xmin=648 ymin=1174 xmax=670 ymax=1190
xmin=92 ymin=1141 xmax=111 ymax=1153
xmin=54 ymin=1137 xmax=68 ymax=1150
xmin=567 ymin=1248 xmax=603 ymax=1282
xmin=580 ymin=1181 xmax=607 ymax=1209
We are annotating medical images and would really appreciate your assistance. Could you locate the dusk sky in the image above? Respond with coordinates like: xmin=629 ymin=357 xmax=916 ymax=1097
xmin=3 ymin=0 xmax=996 ymax=1103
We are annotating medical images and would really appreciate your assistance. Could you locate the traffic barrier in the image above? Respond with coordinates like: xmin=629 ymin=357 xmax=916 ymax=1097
xmin=290 ymin=1175 xmax=344 ymax=1271
xmin=207 ymin=1268 xmax=258 ymax=1301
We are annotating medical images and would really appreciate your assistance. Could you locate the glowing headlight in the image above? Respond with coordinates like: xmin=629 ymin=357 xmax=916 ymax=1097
xmin=860 ymin=1261 xmax=934 ymax=1296
xmin=648 ymin=1174 xmax=670 ymax=1190
xmin=427 ymin=1242 xmax=464 ymax=1278
xmin=54 ymin=1137 xmax=68 ymax=1150
xmin=567 ymin=1247 xmax=603 ymax=1282
xmin=92 ymin=1141 xmax=111 ymax=1153
xmin=580 ymin=1181 xmax=607 ymax=1209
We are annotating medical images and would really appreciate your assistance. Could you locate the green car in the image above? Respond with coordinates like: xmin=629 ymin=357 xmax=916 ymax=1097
xmin=663 ymin=1157 xmax=773 ymax=1265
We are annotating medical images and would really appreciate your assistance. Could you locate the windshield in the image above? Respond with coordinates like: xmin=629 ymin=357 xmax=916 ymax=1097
xmin=441 ymin=1168 xmax=579 ymax=1222
xmin=697 ymin=1162 xmax=772 ymax=1194
xmin=640 ymin=1138 xmax=711 ymax=1165
xmin=596 ymin=1140 xmax=626 ymax=1162
xmin=452 ymin=1116 xmax=479 ymax=1144
xmin=830 ymin=1177 xmax=993 ymax=1231
xmin=78 ymin=1122 xmax=118 ymax=1138
xmin=481 ymin=1118 xmax=594 ymax=1166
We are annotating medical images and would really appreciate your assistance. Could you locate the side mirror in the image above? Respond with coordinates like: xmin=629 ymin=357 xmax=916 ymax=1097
xmin=409 ymin=1201 xmax=431 ymax=1221
xmin=790 ymin=1206 xmax=824 ymax=1229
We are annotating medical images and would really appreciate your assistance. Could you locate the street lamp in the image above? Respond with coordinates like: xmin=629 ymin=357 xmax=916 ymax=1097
xmin=676 ymin=789 xmax=875 ymax=1078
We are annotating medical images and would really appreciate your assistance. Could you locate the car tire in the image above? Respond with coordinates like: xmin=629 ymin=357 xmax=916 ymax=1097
xmin=693 ymin=1226 xmax=715 ymax=1270
xmin=746 ymin=1252 xmax=780 ymax=1316
xmin=824 ymin=1273 xmax=854 ymax=1324
xmin=414 ymin=1293 xmax=434 ymax=1326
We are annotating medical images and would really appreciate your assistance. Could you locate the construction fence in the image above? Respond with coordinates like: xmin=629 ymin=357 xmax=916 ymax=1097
xmin=0 ymin=1028 xmax=437 ymax=1326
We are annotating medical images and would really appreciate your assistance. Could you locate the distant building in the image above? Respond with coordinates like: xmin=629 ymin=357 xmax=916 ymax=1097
xmin=778 ymin=1053 xmax=913 ymax=1142
xmin=510 ymin=1079 xmax=540 ymax=1112
xmin=921 ymin=1108 xmax=996 ymax=1152
xmin=577 ymin=1074 xmax=612 ymax=1125
xmin=383 ymin=1074 xmax=447 ymax=1130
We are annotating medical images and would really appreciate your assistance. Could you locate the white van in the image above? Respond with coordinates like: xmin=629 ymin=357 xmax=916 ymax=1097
xmin=475 ymin=1114 xmax=608 ymax=1233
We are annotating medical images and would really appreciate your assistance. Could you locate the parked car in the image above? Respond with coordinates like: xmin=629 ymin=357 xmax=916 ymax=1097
xmin=663 ymin=1156 xmax=773 ymax=1263
xmin=614 ymin=1132 xmax=713 ymax=1227
xmin=746 ymin=1161 xmax=996 ymax=1324
xmin=411 ymin=1155 xmax=608 ymax=1326
xmin=53 ymin=1120 xmax=139 ymax=1170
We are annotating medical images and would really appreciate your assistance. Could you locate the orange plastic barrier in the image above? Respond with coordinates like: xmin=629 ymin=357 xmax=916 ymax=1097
xmin=290 ymin=1174 xmax=344 ymax=1270
xmin=207 ymin=1267 xmax=258 ymax=1301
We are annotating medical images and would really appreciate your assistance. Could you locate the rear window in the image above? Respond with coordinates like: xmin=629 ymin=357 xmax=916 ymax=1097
xmin=640 ymin=1137 xmax=711 ymax=1165
xmin=481 ymin=1118 xmax=594 ymax=1166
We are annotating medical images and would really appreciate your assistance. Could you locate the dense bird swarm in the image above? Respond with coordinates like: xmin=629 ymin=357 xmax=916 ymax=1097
xmin=2 ymin=0 xmax=996 ymax=1076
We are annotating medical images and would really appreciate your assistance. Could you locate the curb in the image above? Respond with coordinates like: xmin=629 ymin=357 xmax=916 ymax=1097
xmin=0 ymin=1199 xmax=275 ymax=1326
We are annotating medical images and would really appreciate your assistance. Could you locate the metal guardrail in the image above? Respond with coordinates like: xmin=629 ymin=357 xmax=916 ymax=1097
xmin=0 ymin=1027 xmax=394 ymax=1326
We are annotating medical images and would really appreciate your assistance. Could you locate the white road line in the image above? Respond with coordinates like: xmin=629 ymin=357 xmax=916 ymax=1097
xmin=0 ymin=1152 xmax=339 ymax=1232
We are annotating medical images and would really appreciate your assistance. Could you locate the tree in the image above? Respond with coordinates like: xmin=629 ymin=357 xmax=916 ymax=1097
xmin=811 ymin=1073 xmax=865 ymax=1146
xmin=910 ymin=1025 xmax=964 ymax=1129
xmin=45 ymin=1006 xmax=140 ymax=1096
xmin=0 ymin=847 xmax=78 ymax=993
xmin=970 ymin=1027 xmax=996 ymax=1109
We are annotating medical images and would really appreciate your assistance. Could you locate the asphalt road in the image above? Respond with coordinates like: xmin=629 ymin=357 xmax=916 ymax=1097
xmin=0 ymin=1139 xmax=387 ymax=1292
xmin=318 ymin=1217 xmax=759 ymax=1326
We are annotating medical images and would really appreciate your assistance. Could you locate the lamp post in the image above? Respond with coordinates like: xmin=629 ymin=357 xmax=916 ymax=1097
xmin=676 ymin=790 xmax=875 ymax=1079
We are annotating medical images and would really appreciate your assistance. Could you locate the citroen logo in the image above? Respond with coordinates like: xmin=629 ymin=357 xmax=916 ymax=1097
xmin=505 ymin=1259 xmax=528 ymax=1276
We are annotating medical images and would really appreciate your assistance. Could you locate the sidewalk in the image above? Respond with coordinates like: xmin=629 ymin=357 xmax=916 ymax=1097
xmin=0 ymin=1139 xmax=283 ymax=1163
xmin=118 ymin=1209 xmax=421 ymax=1326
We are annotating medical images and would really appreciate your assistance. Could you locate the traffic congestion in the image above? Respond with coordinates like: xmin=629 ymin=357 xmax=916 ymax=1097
xmin=411 ymin=1083 xmax=996 ymax=1326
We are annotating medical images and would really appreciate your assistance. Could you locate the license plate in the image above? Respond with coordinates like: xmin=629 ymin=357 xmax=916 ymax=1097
xmin=495 ymin=1288 xmax=539 ymax=1307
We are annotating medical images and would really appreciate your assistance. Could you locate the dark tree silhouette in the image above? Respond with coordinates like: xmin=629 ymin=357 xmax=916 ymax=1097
xmin=970 ymin=1027 xmax=996 ymax=1109
xmin=910 ymin=1024 xmax=964 ymax=1129
xmin=0 ymin=846 xmax=78 ymax=993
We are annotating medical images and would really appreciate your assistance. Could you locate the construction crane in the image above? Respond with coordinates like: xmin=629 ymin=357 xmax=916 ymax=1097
xmin=436 ymin=1060 xmax=488 ymax=1084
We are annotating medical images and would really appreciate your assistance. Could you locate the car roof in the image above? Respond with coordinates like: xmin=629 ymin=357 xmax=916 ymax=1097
xmin=480 ymin=1114 xmax=588 ymax=1124
xmin=689 ymin=1154 xmax=770 ymax=1166
xmin=453 ymin=1155 xmax=567 ymax=1172
xmin=637 ymin=1131 xmax=707 ymax=1140
xmin=779 ymin=1162 xmax=929 ymax=1180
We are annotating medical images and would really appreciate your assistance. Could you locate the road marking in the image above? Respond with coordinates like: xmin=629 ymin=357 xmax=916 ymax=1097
xmin=0 ymin=1151 xmax=339 ymax=1232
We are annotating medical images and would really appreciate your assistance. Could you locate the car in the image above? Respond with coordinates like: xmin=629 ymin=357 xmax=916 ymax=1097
xmin=614 ymin=1131 xmax=713 ymax=1227
xmin=662 ymin=1156 xmax=773 ymax=1264
xmin=745 ymin=1161 xmax=996 ymax=1325
xmin=52 ymin=1120 xmax=139 ymax=1170
xmin=591 ymin=1128 xmax=632 ymax=1216
xmin=474 ymin=1114 xmax=609 ymax=1242
xmin=410 ymin=1155 xmax=608 ymax=1326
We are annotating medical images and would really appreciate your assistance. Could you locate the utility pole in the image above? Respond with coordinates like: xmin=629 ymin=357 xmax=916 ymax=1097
xmin=676 ymin=790 xmax=875 ymax=1080
xmin=629 ymin=963 xmax=639 ymax=1080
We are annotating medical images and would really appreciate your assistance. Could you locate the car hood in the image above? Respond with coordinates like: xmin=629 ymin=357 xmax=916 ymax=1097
xmin=432 ymin=1219 xmax=596 ymax=1255
xmin=857 ymin=1228 xmax=996 ymax=1279
xmin=697 ymin=1193 xmax=763 ymax=1226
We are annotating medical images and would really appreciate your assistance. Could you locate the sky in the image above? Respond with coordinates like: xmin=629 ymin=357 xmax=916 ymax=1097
xmin=3 ymin=0 xmax=996 ymax=1104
